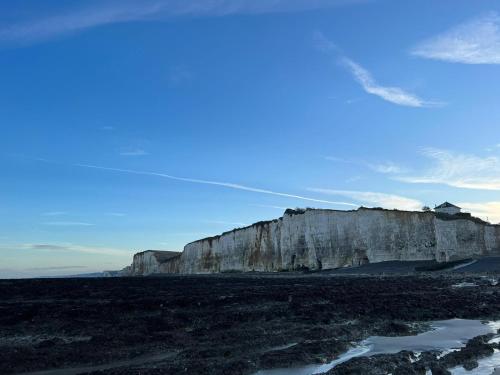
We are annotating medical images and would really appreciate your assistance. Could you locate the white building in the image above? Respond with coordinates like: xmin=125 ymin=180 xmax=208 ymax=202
xmin=434 ymin=202 xmax=461 ymax=215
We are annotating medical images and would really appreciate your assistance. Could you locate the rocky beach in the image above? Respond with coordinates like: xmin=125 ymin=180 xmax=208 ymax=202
xmin=2 ymin=270 xmax=500 ymax=374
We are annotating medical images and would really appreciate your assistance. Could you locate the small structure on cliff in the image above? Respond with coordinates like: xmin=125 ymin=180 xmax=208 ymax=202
xmin=435 ymin=202 xmax=461 ymax=215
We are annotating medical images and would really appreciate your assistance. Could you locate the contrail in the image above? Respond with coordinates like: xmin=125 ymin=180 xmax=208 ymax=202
xmin=75 ymin=163 xmax=358 ymax=207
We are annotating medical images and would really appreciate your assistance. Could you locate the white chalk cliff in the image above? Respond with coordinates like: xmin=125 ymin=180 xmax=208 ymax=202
xmin=125 ymin=208 xmax=500 ymax=275
xmin=127 ymin=250 xmax=181 ymax=276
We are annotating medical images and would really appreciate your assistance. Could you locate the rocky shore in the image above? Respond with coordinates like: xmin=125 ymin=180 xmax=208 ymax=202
xmin=1 ymin=273 xmax=500 ymax=374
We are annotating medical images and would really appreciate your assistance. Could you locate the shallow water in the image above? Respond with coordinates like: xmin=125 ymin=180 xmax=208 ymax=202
xmin=449 ymin=331 xmax=500 ymax=375
xmin=254 ymin=319 xmax=497 ymax=375
xmin=450 ymin=349 xmax=500 ymax=375
xmin=264 ymin=343 xmax=298 ymax=352
xmin=254 ymin=345 xmax=371 ymax=375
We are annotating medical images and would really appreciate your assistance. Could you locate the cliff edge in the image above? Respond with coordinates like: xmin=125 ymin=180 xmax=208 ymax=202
xmin=125 ymin=250 xmax=181 ymax=276
xmin=124 ymin=207 xmax=500 ymax=275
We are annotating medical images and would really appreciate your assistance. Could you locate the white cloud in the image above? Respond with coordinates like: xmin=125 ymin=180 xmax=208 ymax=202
xmin=0 ymin=0 xmax=366 ymax=45
xmin=341 ymin=57 xmax=440 ymax=107
xmin=458 ymin=202 xmax=500 ymax=224
xmin=397 ymin=148 xmax=500 ymax=190
xmin=411 ymin=13 xmax=500 ymax=64
xmin=119 ymin=149 xmax=149 ymax=156
xmin=368 ymin=161 xmax=407 ymax=174
xmin=106 ymin=212 xmax=126 ymax=217
xmin=42 ymin=221 xmax=95 ymax=226
xmin=307 ymin=188 xmax=423 ymax=211
xmin=0 ymin=2 xmax=162 ymax=44
xmin=313 ymin=31 xmax=440 ymax=107
xmin=73 ymin=163 xmax=358 ymax=207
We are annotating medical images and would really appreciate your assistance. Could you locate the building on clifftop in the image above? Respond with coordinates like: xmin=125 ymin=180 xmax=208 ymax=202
xmin=434 ymin=202 xmax=461 ymax=215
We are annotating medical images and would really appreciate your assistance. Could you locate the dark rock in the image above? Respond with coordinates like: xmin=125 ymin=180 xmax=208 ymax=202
xmin=463 ymin=359 xmax=478 ymax=370
xmin=2 ymin=275 xmax=500 ymax=374
xmin=429 ymin=364 xmax=451 ymax=375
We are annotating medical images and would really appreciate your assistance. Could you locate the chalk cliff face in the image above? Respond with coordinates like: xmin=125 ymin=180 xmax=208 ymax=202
xmin=128 ymin=250 xmax=181 ymax=276
xmin=127 ymin=208 xmax=500 ymax=275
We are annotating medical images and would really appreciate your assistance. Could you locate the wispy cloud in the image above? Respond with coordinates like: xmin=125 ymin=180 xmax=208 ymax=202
xmin=106 ymin=212 xmax=126 ymax=217
xmin=411 ymin=12 xmax=500 ymax=64
xmin=314 ymin=31 xmax=441 ymax=108
xmin=0 ymin=0 xmax=366 ymax=45
xmin=458 ymin=201 xmax=500 ymax=224
xmin=324 ymin=156 xmax=352 ymax=163
xmin=119 ymin=149 xmax=149 ymax=156
xmin=0 ymin=2 xmax=163 ymax=45
xmin=340 ymin=57 xmax=440 ymax=107
xmin=2 ymin=243 xmax=131 ymax=256
xmin=73 ymin=163 xmax=357 ymax=207
xmin=367 ymin=161 xmax=407 ymax=174
xmin=308 ymin=188 xmax=423 ymax=211
xmin=396 ymin=148 xmax=500 ymax=190
xmin=42 ymin=221 xmax=95 ymax=226
xmin=325 ymin=156 xmax=408 ymax=175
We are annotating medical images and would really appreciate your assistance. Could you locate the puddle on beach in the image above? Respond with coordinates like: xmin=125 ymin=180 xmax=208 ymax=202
xmin=449 ymin=329 xmax=500 ymax=375
xmin=450 ymin=349 xmax=500 ymax=375
xmin=254 ymin=319 xmax=500 ymax=375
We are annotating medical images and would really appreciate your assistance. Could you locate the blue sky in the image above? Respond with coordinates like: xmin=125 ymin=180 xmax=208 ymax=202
xmin=2 ymin=0 xmax=500 ymax=277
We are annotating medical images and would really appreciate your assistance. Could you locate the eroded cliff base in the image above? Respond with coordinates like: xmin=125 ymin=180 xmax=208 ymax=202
xmin=3 ymin=271 xmax=500 ymax=374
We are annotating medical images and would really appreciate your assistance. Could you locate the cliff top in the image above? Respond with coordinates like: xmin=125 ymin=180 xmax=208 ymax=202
xmin=135 ymin=250 xmax=181 ymax=263
xmin=186 ymin=206 xmax=497 ymax=246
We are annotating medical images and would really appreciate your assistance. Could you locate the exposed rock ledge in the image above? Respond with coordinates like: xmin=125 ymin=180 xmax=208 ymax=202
xmin=122 ymin=207 xmax=500 ymax=275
